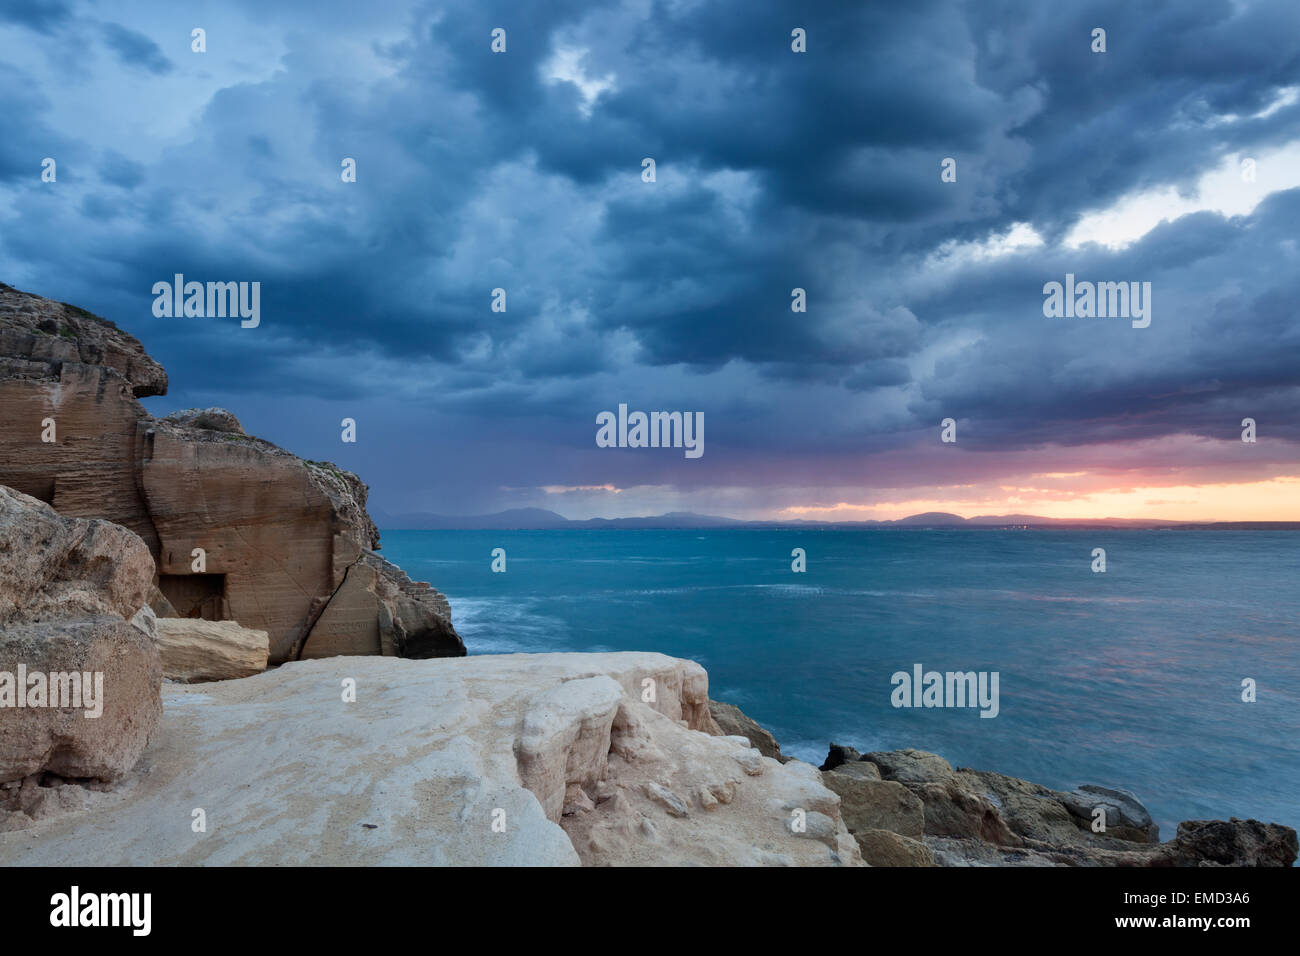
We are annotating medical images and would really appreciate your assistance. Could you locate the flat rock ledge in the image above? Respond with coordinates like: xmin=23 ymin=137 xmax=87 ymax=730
xmin=0 ymin=653 xmax=862 ymax=867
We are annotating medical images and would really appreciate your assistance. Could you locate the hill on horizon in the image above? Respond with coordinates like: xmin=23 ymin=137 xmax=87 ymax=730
xmin=367 ymin=508 xmax=1291 ymax=531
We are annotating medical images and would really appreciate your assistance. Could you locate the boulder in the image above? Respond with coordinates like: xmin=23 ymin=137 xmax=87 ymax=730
xmin=818 ymin=742 xmax=863 ymax=771
xmin=708 ymin=699 xmax=782 ymax=760
xmin=1061 ymin=784 xmax=1158 ymax=842
xmin=855 ymin=829 xmax=937 ymax=867
xmin=825 ymin=760 xmax=881 ymax=781
xmin=159 ymin=407 xmax=245 ymax=434
xmin=831 ymin=745 xmax=1296 ymax=867
xmin=822 ymin=771 xmax=925 ymax=838
xmin=0 ymin=485 xmax=162 ymax=790
xmin=0 ymin=620 xmax=162 ymax=787
xmin=154 ymin=619 xmax=269 ymax=683
xmin=910 ymin=781 xmax=1021 ymax=845
xmin=957 ymin=768 xmax=1084 ymax=844
xmin=0 ymin=653 xmax=862 ymax=866
xmin=863 ymin=748 xmax=958 ymax=785
xmin=0 ymin=485 xmax=153 ymax=624
xmin=1163 ymin=818 xmax=1299 ymax=867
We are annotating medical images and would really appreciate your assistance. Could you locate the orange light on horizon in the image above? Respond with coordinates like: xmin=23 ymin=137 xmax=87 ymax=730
xmin=776 ymin=476 xmax=1300 ymax=522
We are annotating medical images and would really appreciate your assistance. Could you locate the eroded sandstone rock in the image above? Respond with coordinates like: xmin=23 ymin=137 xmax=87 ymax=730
xmin=0 ymin=284 xmax=461 ymax=663
xmin=855 ymin=828 xmax=937 ymax=867
xmin=299 ymin=551 xmax=463 ymax=660
xmin=709 ymin=698 xmax=783 ymax=760
xmin=0 ymin=486 xmax=162 ymax=790
xmin=154 ymin=619 xmax=269 ymax=683
xmin=822 ymin=771 xmax=926 ymax=838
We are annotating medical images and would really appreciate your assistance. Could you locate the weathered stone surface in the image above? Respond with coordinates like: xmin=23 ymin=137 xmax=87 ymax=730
xmin=911 ymin=781 xmax=1021 ymax=844
xmin=956 ymin=768 xmax=1082 ymax=844
xmin=300 ymin=551 xmax=464 ymax=660
xmin=824 ymin=760 xmax=881 ymax=781
xmin=1161 ymin=818 xmax=1298 ymax=867
xmin=154 ymin=619 xmax=269 ymax=683
xmin=863 ymin=748 xmax=958 ymax=785
xmin=831 ymin=746 xmax=1296 ymax=867
xmin=140 ymin=417 xmax=383 ymax=661
xmin=709 ymin=698 xmax=782 ymax=760
xmin=0 ymin=653 xmax=862 ymax=866
xmin=0 ymin=485 xmax=153 ymax=624
xmin=855 ymin=828 xmax=937 ymax=867
xmin=0 ymin=284 xmax=461 ymax=663
xmin=0 ymin=332 xmax=163 ymax=551
xmin=926 ymin=836 xmax=1063 ymax=867
xmin=822 ymin=771 xmax=925 ymax=838
xmin=0 ymin=619 xmax=162 ymax=787
xmin=0 ymin=485 xmax=162 ymax=789
xmin=159 ymin=407 xmax=245 ymax=434
xmin=1061 ymin=784 xmax=1157 ymax=842
xmin=928 ymin=818 xmax=1300 ymax=868
xmin=0 ymin=283 xmax=167 ymax=397
xmin=819 ymin=742 xmax=863 ymax=771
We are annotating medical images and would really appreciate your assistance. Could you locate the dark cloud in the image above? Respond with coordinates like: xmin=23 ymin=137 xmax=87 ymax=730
xmin=0 ymin=0 xmax=1297 ymax=516
xmin=0 ymin=0 xmax=72 ymax=35
xmin=100 ymin=22 xmax=173 ymax=74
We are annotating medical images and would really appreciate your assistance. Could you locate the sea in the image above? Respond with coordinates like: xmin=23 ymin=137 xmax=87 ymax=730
xmin=380 ymin=528 xmax=1300 ymax=841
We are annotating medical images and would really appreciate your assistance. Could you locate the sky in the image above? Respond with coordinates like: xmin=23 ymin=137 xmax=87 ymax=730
xmin=2 ymin=0 xmax=1298 ymax=522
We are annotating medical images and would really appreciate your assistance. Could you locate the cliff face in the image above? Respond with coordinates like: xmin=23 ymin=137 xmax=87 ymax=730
xmin=0 ymin=285 xmax=166 ymax=552
xmin=0 ymin=283 xmax=462 ymax=662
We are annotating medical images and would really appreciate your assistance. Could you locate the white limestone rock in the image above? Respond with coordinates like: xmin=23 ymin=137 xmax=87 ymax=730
xmin=0 ymin=652 xmax=861 ymax=866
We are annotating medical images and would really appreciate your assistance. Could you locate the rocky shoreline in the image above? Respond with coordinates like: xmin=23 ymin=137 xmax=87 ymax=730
xmin=1 ymin=284 xmax=1295 ymax=866
xmin=713 ymin=722 xmax=1297 ymax=867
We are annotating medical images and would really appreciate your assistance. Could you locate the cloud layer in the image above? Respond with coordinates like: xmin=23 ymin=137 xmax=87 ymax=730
xmin=2 ymin=0 xmax=1298 ymax=519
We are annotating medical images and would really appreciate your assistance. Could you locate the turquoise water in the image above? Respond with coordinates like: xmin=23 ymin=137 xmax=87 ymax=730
xmin=380 ymin=528 xmax=1300 ymax=840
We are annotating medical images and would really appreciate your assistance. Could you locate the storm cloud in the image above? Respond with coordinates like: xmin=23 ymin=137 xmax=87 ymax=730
xmin=1 ymin=0 xmax=1297 ymax=519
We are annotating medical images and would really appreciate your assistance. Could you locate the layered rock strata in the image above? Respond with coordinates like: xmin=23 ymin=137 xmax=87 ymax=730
xmin=154 ymin=619 xmax=269 ymax=683
xmin=0 ymin=283 xmax=462 ymax=662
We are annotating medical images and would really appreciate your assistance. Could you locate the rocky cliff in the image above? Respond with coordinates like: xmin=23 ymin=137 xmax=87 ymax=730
xmin=0 ymin=282 xmax=462 ymax=662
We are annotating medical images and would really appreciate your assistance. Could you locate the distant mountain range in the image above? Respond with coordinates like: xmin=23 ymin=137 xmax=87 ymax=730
xmin=372 ymin=507 xmax=1300 ymax=531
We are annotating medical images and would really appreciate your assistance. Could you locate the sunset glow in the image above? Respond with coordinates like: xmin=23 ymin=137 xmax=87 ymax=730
xmin=778 ymin=477 xmax=1300 ymax=522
